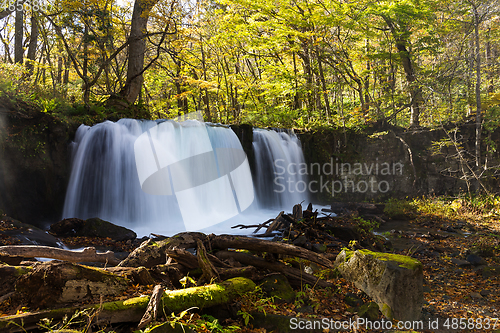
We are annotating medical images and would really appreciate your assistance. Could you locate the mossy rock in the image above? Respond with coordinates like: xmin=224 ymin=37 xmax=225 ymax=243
xmin=342 ymin=249 xmax=422 ymax=270
xmin=334 ymin=249 xmax=423 ymax=321
xmin=259 ymin=274 xmax=296 ymax=303
xmin=358 ymin=302 xmax=380 ymax=321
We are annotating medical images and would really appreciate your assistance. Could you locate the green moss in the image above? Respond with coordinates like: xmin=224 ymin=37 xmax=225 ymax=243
xmin=380 ymin=303 xmax=393 ymax=319
xmin=162 ymin=277 xmax=256 ymax=312
xmin=342 ymin=250 xmax=422 ymax=270
xmin=99 ymin=296 xmax=149 ymax=312
xmin=14 ymin=266 xmax=32 ymax=276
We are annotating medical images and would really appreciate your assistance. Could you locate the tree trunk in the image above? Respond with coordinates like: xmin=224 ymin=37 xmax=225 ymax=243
xmin=120 ymin=0 xmax=158 ymax=104
xmin=316 ymin=47 xmax=331 ymax=119
xmin=83 ymin=24 xmax=90 ymax=105
xmin=26 ymin=12 xmax=38 ymax=76
xmin=472 ymin=4 xmax=482 ymax=168
xmin=14 ymin=6 xmax=23 ymax=63
xmin=384 ymin=17 xmax=422 ymax=127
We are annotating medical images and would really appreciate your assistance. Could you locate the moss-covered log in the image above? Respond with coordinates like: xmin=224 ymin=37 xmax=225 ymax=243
xmin=0 ymin=277 xmax=256 ymax=331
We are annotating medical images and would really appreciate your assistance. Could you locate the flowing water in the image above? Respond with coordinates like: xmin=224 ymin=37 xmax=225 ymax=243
xmin=63 ymin=119 xmax=308 ymax=236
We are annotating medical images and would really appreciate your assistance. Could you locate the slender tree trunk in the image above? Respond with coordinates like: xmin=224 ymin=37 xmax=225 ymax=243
xmin=315 ymin=47 xmax=331 ymax=119
xmin=26 ymin=12 xmax=39 ymax=76
xmin=200 ymin=38 xmax=211 ymax=122
xmin=472 ymin=4 xmax=482 ymax=168
xmin=63 ymin=57 xmax=69 ymax=84
xmin=83 ymin=24 xmax=90 ymax=105
xmin=467 ymin=38 xmax=474 ymax=117
xmin=14 ymin=6 xmax=23 ymax=63
xmin=57 ymin=45 xmax=63 ymax=84
xmin=292 ymin=51 xmax=300 ymax=110
xmin=298 ymin=41 xmax=314 ymax=119
xmin=364 ymin=40 xmax=371 ymax=114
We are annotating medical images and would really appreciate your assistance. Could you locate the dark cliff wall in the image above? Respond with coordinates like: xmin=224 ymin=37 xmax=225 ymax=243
xmin=0 ymin=107 xmax=77 ymax=226
xmin=299 ymin=124 xmax=500 ymax=204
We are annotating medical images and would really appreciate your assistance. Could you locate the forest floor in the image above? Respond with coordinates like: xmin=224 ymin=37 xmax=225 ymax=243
xmin=1 ymin=198 xmax=500 ymax=332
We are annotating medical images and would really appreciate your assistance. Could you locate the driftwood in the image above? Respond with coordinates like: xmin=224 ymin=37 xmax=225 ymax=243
xmin=0 ymin=277 xmax=256 ymax=332
xmin=138 ymin=284 xmax=165 ymax=329
xmin=218 ymin=266 xmax=259 ymax=280
xmin=165 ymin=248 xmax=199 ymax=269
xmin=119 ymin=232 xmax=207 ymax=268
xmin=0 ymin=245 xmax=120 ymax=265
xmin=265 ymin=211 xmax=288 ymax=234
xmin=15 ymin=262 xmax=129 ymax=308
xmin=197 ymin=239 xmax=220 ymax=283
xmin=216 ymin=251 xmax=332 ymax=288
xmin=209 ymin=235 xmax=333 ymax=268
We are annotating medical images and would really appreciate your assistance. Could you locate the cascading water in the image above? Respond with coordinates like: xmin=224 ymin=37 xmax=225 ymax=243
xmin=253 ymin=129 xmax=308 ymax=209
xmin=63 ymin=119 xmax=308 ymax=236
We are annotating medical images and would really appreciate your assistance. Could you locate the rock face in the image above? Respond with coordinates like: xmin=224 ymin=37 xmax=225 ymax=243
xmin=50 ymin=217 xmax=136 ymax=241
xmin=299 ymin=126 xmax=500 ymax=203
xmin=334 ymin=249 xmax=423 ymax=321
xmin=0 ymin=106 xmax=78 ymax=225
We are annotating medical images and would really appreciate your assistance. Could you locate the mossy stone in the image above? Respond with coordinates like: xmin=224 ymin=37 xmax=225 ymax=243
xmin=358 ymin=302 xmax=380 ymax=321
xmin=259 ymin=274 xmax=295 ymax=303
xmin=342 ymin=249 xmax=422 ymax=270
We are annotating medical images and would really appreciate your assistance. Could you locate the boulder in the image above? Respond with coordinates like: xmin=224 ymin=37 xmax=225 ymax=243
xmin=259 ymin=274 xmax=295 ymax=303
xmin=50 ymin=217 xmax=136 ymax=241
xmin=466 ymin=254 xmax=487 ymax=266
xmin=334 ymin=249 xmax=423 ymax=321
xmin=0 ymin=216 xmax=60 ymax=247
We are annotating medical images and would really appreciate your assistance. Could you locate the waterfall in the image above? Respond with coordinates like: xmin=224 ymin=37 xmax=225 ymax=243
xmin=253 ymin=129 xmax=308 ymax=209
xmin=63 ymin=119 xmax=308 ymax=235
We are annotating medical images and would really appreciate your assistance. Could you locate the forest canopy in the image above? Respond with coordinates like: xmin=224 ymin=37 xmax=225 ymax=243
xmin=0 ymin=0 xmax=499 ymax=130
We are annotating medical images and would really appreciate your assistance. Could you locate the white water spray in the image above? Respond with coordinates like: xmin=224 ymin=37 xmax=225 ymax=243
xmin=63 ymin=120 xmax=308 ymax=235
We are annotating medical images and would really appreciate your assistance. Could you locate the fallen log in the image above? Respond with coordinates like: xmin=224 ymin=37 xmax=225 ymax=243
xmin=209 ymin=235 xmax=333 ymax=268
xmin=216 ymin=251 xmax=332 ymax=288
xmin=0 ymin=245 xmax=120 ymax=265
xmin=15 ymin=262 xmax=129 ymax=308
xmin=0 ymin=277 xmax=256 ymax=332
xmin=218 ymin=266 xmax=259 ymax=280
xmin=165 ymin=248 xmax=199 ymax=269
